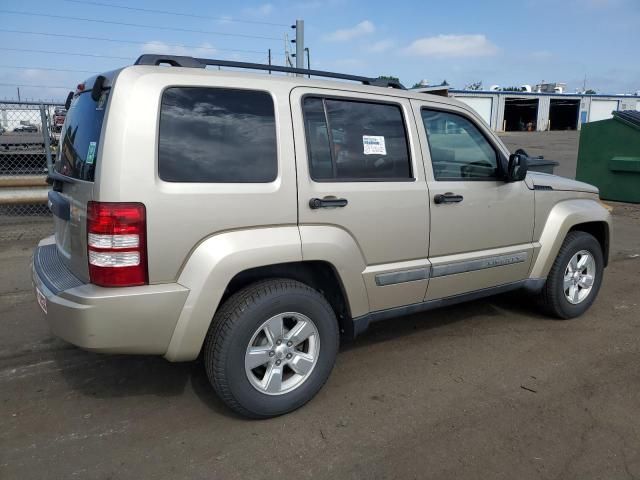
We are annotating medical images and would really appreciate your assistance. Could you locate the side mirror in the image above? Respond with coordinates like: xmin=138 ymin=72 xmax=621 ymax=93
xmin=506 ymin=153 xmax=528 ymax=182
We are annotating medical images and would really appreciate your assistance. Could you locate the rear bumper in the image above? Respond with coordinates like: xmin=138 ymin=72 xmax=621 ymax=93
xmin=32 ymin=237 xmax=189 ymax=355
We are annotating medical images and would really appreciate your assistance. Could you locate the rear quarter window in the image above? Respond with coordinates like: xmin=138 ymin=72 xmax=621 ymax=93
xmin=158 ymin=87 xmax=278 ymax=183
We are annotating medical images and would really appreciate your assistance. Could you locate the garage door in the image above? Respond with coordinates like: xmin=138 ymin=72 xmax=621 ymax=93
xmin=589 ymin=100 xmax=618 ymax=122
xmin=457 ymin=97 xmax=492 ymax=127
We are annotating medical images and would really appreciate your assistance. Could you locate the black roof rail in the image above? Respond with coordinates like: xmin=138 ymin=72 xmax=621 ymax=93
xmin=134 ymin=54 xmax=406 ymax=89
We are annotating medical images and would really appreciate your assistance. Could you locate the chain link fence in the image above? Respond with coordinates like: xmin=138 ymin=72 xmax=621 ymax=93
xmin=1 ymin=101 xmax=62 ymax=242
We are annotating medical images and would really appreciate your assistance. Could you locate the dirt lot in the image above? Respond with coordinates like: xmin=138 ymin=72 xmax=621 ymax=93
xmin=1 ymin=132 xmax=639 ymax=479
xmin=498 ymin=131 xmax=580 ymax=179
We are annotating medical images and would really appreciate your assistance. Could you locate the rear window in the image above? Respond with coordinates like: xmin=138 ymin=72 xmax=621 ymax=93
xmin=158 ymin=87 xmax=277 ymax=183
xmin=56 ymin=91 xmax=108 ymax=181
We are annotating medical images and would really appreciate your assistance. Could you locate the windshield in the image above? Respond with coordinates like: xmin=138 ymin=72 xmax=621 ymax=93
xmin=55 ymin=90 xmax=109 ymax=181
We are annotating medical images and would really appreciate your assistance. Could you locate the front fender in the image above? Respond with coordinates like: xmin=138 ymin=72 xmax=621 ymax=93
xmin=529 ymin=199 xmax=611 ymax=279
xmin=164 ymin=226 xmax=302 ymax=361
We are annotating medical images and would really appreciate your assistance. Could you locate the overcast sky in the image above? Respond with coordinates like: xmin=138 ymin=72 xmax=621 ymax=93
xmin=1 ymin=0 xmax=638 ymax=102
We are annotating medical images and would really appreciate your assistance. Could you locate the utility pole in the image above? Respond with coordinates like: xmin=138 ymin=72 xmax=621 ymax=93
xmin=17 ymin=87 xmax=20 ymax=102
xmin=291 ymin=19 xmax=304 ymax=76
xmin=268 ymin=49 xmax=272 ymax=74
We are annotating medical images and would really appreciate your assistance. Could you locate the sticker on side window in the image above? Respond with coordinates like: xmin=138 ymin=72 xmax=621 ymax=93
xmin=86 ymin=141 xmax=97 ymax=165
xmin=363 ymin=135 xmax=386 ymax=155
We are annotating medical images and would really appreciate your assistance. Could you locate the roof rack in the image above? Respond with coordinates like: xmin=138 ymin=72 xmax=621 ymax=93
xmin=134 ymin=54 xmax=406 ymax=90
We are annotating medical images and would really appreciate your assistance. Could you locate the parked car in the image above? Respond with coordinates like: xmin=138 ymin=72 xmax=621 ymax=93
xmin=33 ymin=55 xmax=611 ymax=418
xmin=14 ymin=124 xmax=38 ymax=133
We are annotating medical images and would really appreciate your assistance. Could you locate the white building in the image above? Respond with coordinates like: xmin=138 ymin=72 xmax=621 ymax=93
xmin=412 ymin=86 xmax=640 ymax=132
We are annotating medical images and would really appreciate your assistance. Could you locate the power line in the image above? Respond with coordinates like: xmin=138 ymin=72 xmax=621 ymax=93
xmin=0 ymin=47 xmax=131 ymax=60
xmin=1 ymin=30 xmax=275 ymax=57
xmin=0 ymin=65 xmax=97 ymax=74
xmin=0 ymin=29 xmax=282 ymax=56
xmin=0 ymin=82 xmax=70 ymax=90
xmin=61 ymin=0 xmax=289 ymax=27
xmin=0 ymin=10 xmax=282 ymax=41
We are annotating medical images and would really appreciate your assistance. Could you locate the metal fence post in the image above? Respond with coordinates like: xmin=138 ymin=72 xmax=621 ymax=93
xmin=39 ymin=105 xmax=53 ymax=175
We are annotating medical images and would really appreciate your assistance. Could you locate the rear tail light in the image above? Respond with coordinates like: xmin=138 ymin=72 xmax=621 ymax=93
xmin=87 ymin=201 xmax=148 ymax=287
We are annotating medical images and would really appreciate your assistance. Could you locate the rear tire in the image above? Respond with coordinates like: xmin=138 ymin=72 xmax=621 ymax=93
xmin=204 ymin=279 xmax=339 ymax=418
xmin=537 ymin=231 xmax=604 ymax=319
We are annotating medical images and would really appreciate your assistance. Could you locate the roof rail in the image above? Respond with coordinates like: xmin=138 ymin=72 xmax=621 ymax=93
xmin=134 ymin=54 xmax=406 ymax=89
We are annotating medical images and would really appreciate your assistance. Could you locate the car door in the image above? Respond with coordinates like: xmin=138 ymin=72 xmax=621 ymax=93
xmin=410 ymin=99 xmax=535 ymax=301
xmin=291 ymin=88 xmax=431 ymax=314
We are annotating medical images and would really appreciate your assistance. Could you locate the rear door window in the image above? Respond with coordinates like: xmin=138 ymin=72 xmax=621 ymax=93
xmin=302 ymin=96 xmax=412 ymax=181
xmin=56 ymin=91 xmax=109 ymax=181
xmin=158 ymin=87 xmax=277 ymax=183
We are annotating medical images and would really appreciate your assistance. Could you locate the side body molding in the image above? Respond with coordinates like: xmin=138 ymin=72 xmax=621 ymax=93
xmin=529 ymin=198 xmax=611 ymax=279
xmin=165 ymin=226 xmax=302 ymax=361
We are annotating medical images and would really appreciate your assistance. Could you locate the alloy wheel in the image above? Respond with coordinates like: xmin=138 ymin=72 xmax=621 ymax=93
xmin=563 ymin=250 xmax=596 ymax=305
xmin=244 ymin=312 xmax=320 ymax=395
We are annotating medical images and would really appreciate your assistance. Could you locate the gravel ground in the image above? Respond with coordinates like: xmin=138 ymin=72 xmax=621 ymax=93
xmin=1 ymin=132 xmax=639 ymax=480
xmin=498 ymin=131 xmax=579 ymax=179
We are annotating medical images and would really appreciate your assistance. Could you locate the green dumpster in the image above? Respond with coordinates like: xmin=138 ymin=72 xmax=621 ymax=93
xmin=576 ymin=110 xmax=640 ymax=203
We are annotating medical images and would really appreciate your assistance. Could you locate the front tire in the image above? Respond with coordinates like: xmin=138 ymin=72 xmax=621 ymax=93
xmin=538 ymin=231 xmax=604 ymax=319
xmin=204 ymin=279 xmax=339 ymax=418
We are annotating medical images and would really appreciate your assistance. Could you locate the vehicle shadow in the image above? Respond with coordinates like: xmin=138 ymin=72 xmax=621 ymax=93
xmin=52 ymin=348 xmax=193 ymax=398
xmin=341 ymin=290 xmax=548 ymax=350
xmin=51 ymin=344 xmax=247 ymax=418
xmin=52 ymin=291 xmax=544 ymax=417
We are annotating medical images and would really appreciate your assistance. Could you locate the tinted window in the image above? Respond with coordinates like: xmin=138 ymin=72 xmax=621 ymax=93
xmin=302 ymin=97 xmax=411 ymax=181
xmin=421 ymin=109 xmax=498 ymax=180
xmin=159 ymin=87 xmax=277 ymax=183
xmin=56 ymin=90 xmax=109 ymax=181
xmin=303 ymin=97 xmax=334 ymax=179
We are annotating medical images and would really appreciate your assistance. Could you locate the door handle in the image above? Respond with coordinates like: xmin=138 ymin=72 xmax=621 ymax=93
xmin=434 ymin=192 xmax=463 ymax=204
xmin=309 ymin=197 xmax=348 ymax=209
